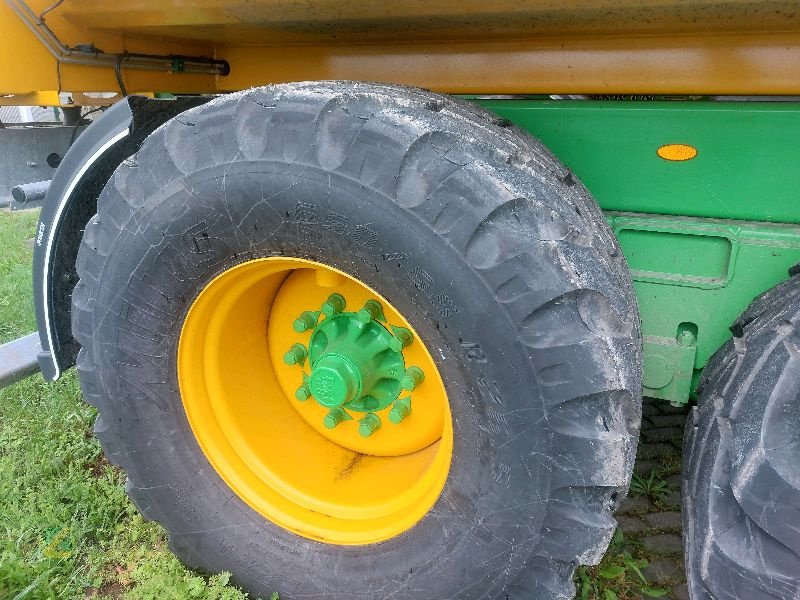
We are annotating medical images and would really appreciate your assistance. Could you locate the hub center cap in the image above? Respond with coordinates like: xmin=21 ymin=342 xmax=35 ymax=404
xmin=309 ymin=355 xmax=362 ymax=407
xmin=284 ymin=294 xmax=426 ymax=438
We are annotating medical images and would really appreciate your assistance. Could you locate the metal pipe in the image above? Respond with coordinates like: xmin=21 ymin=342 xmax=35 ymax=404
xmin=5 ymin=0 xmax=229 ymax=80
xmin=0 ymin=333 xmax=41 ymax=389
xmin=12 ymin=180 xmax=50 ymax=204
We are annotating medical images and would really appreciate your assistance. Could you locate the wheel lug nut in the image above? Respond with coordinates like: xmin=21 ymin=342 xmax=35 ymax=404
xmin=283 ymin=343 xmax=307 ymax=366
xmin=357 ymin=299 xmax=385 ymax=323
xmin=323 ymin=407 xmax=350 ymax=429
xmin=294 ymin=311 xmax=319 ymax=332
xmin=389 ymin=326 xmax=413 ymax=352
xmin=321 ymin=293 xmax=346 ymax=317
xmin=389 ymin=397 xmax=412 ymax=424
xmin=295 ymin=383 xmax=311 ymax=401
xmin=358 ymin=413 xmax=381 ymax=438
xmin=401 ymin=366 xmax=425 ymax=391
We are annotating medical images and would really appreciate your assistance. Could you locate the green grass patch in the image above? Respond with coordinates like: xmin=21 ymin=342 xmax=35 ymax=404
xmin=575 ymin=530 xmax=668 ymax=600
xmin=0 ymin=210 xmax=259 ymax=599
xmin=629 ymin=472 xmax=671 ymax=506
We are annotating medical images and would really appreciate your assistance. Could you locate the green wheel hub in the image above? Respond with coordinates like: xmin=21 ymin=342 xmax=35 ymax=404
xmin=283 ymin=294 xmax=425 ymax=438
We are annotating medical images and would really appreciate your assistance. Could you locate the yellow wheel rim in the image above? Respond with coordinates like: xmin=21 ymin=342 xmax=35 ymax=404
xmin=177 ymin=257 xmax=453 ymax=545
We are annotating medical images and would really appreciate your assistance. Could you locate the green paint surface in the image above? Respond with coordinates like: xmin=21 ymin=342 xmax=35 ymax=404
xmin=475 ymin=99 xmax=800 ymax=403
xmin=477 ymin=100 xmax=800 ymax=224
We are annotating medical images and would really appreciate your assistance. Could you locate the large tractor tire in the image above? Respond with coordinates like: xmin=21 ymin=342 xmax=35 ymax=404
xmin=683 ymin=274 xmax=800 ymax=599
xmin=72 ymin=82 xmax=642 ymax=599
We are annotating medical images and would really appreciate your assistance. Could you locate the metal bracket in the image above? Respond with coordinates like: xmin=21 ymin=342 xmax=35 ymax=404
xmin=642 ymin=334 xmax=697 ymax=405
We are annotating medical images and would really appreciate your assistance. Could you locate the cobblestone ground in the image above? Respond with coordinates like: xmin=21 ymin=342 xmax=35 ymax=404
xmin=618 ymin=397 xmax=690 ymax=600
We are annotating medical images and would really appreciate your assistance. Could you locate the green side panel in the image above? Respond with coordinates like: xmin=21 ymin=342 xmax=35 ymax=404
xmin=609 ymin=213 xmax=800 ymax=402
xmin=475 ymin=100 xmax=800 ymax=224
xmin=471 ymin=99 xmax=800 ymax=404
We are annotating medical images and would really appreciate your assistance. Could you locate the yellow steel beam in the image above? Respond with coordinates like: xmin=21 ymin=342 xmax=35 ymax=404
xmin=0 ymin=91 xmax=60 ymax=106
xmin=3 ymin=0 xmax=800 ymax=99
xmin=0 ymin=2 xmax=218 ymax=101
xmin=220 ymin=32 xmax=800 ymax=96
xmin=36 ymin=0 xmax=800 ymax=44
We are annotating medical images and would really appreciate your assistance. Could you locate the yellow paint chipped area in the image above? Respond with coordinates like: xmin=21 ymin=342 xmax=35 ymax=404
xmin=177 ymin=257 xmax=452 ymax=545
xmin=658 ymin=144 xmax=698 ymax=162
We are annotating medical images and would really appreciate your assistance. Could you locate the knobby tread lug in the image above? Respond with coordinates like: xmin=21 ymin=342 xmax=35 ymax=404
xmin=71 ymin=82 xmax=641 ymax=600
xmin=684 ymin=274 xmax=800 ymax=599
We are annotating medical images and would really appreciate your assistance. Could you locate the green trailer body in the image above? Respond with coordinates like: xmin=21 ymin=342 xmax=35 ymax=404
xmin=477 ymin=99 xmax=800 ymax=404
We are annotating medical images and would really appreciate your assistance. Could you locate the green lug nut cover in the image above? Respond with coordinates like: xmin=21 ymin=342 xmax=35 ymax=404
xmin=295 ymin=384 xmax=311 ymax=401
xmin=356 ymin=299 xmax=386 ymax=323
xmin=358 ymin=413 xmax=381 ymax=438
xmin=283 ymin=343 xmax=308 ymax=366
xmin=293 ymin=311 xmax=320 ymax=333
xmin=323 ymin=407 xmax=351 ymax=429
xmin=401 ymin=366 xmax=425 ymax=391
xmin=389 ymin=396 xmax=412 ymax=424
xmin=389 ymin=325 xmax=414 ymax=352
xmin=321 ymin=293 xmax=346 ymax=317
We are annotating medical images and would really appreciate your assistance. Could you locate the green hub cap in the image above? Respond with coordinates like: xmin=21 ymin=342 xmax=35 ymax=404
xmin=309 ymin=355 xmax=362 ymax=407
xmin=284 ymin=294 xmax=425 ymax=437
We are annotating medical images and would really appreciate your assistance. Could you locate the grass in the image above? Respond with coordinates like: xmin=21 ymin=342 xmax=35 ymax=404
xmin=0 ymin=210 xmax=262 ymax=599
xmin=575 ymin=530 xmax=668 ymax=600
xmin=629 ymin=472 xmax=671 ymax=506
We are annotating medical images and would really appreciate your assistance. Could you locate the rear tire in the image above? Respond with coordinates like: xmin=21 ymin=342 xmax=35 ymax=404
xmin=72 ymin=82 xmax=642 ymax=599
xmin=683 ymin=275 xmax=800 ymax=599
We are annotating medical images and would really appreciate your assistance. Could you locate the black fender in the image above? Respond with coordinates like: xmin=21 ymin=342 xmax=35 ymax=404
xmin=33 ymin=95 xmax=211 ymax=380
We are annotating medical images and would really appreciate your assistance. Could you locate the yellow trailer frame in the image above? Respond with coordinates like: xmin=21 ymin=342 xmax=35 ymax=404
xmin=2 ymin=0 xmax=800 ymax=104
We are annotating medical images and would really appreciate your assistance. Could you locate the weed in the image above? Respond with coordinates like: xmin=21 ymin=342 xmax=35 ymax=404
xmin=630 ymin=472 xmax=671 ymax=505
xmin=575 ymin=530 xmax=669 ymax=599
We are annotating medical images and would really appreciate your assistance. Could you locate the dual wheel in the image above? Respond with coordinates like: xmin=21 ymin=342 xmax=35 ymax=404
xmin=71 ymin=82 xmax=644 ymax=598
xmin=683 ymin=273 xmax=800 ymax=599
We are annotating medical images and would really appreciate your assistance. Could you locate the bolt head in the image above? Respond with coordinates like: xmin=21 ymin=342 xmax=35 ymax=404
xmin=357 ymin=414 xmax=381 ymax=438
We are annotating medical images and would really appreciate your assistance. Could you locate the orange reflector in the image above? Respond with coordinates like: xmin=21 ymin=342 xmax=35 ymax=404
xmin=657 ymin=144 xmax=698 ymax=161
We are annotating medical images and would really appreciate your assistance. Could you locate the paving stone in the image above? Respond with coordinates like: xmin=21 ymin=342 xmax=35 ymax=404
xmin=658 ymin=451 xmax=682 ymax=477
xmin=617 ymin=515 xmax=650 ymax=535
xmin=638 ymin=442 xmax=677 ymax=459
xmin=671 ymin=582 xmax=690 ymax=600
xmin=642 ymin=557 xmax=681 ymax=582
xmin=664 ymin=490 xmax=682 ymax=508
xmin=641 ymin=533 xmax=683 ymax=554
xmin=642 ymin=427 xmax=685 ymax=443
xmin=633 ymin=397 xmax=689 ymax=591
xmin=649 ymin=414 xmax=689 ymax=428
xmin=644 ymin=511 xmax=682 ymax=530
xmin=618 ymin=494 xmax=653 ymax=514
